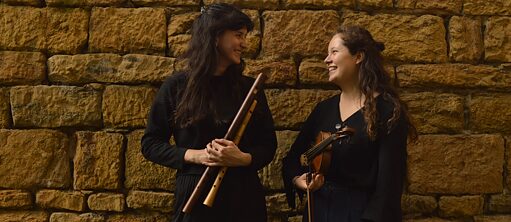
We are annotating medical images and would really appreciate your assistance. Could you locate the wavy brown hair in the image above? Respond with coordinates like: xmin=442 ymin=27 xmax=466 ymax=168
xmin=336 ymin=25 xmax=417 ymax=141
xmin=175 ymin=3 xmax=254 ymax=128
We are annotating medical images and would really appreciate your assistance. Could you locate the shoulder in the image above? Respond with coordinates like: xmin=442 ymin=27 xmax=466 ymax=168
xmin=160 ymin=71 xmax=188 ymax=92
xmin=315 ymin=94 xmax=340 ymax=111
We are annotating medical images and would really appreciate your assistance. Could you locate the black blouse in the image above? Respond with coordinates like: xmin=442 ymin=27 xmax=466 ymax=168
xmin=141 ymin=72 xmax=277 ymax=221
xmin=282 ymin=94 xmax=408 ymax=222
xmin=141 ymin=72 xmax=277 ymax=174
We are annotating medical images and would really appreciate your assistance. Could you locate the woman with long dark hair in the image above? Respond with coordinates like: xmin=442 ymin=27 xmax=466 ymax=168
xmin=141 ymin=4 xmax=277 ymax=222
xmin=283 ymin=25 xmax=417 ymax=222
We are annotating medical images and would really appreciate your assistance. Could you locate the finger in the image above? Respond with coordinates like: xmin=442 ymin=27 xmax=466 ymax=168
xmin=214 ymin=139 xmax=234 ymax=146
xmin=211 ymin=140 xmax=225 ymax=150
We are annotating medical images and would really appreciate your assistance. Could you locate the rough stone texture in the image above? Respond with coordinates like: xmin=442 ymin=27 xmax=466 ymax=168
xmin=50 ymin=212 xmax=104 ymax=222
xmin=126 ymin=191 xmax=173 ymax=213
xmin=507 ymin=135 xmax=511 ymax=189
xmin=299 ymin=58 xmax=329 ymax=85
xmin=0 ymin=211 xmax=48 ymax=222
xmin=89 ymin=8 xmax=166 ymax=55
xmin=0 ymin=6 xmax=46 ymax=51
xmin=439 ymin=195 xmax=484 ymax=217
xmin=0 ymin=88 xmax=10 ymax=128
xmin=0 ymin=190 xmax=32 ymax=209
xmin=46 ymin=8 xmax=89 ymax=54
xmin=0 ymin=130 xmax=70 ymax=189
xmin=87 ymin=193 xmax=125 ymax=212
xmin=74 ymin=132 xmax=123 ymax=190
xmin=167 ymin=12 xmax=199 ymax=36
xmin=359 ymin=0 xmax=393 ymax=8
xmin=245 ymin=59 xmax=296 ymax=86
xmin=168 ymin=34 xmax=191 ymax=57
xmin=474 ymin=215 xmax=511 ymax=222
xmin=10 ymin=86 xmax=102 ymax=128
xmin=401 ymin=92 xmax=464 ymax=134
xmin=469 ymin=95 xmax=511 ymax=133
xmin=262 ymin=10 xmax=340 ymax=58
xmin=449 ymin=16 xmax=483 ymax=63
xmin=408 ymin=135 xmax=504 ymax=194
xmin=48 ymin=54 xmax=174 ymax=84
xmin=260 ymin=130 xmax=299 ymax=190
xmin=266 ymin=89 xmax=338 ymax=129
xmin=283 ymin=0 xmax=353 ymax=8
xmin=46 ymin=0 xmax=124 ymax=6
xmin=266 ymin=193 xmax=292 ymax=214
xmin=397 ymin=0 xmax=462 ymax=13
xmin=102 ymin=86 xmax=157 ymax=129
xmin=0 ymin=51 xmax=46 ymax=86
xmin=404 ymin=218 xmax=461 ymax=222
xmin=464 ymin=0 xmax=511 ymax=15
xmin=205 ymin=0 xmax=279 ymax=9
xmin=3 ymin=0 xmax=41 ymax=6
xmin=36 ymin=190 xmax=86 ymax=212
xmin=488 ymin=194 xmax=511 ymax=213
xmin=106 ymin=213 xmax=170 ymax=222
xmin=125 ymin=130 xmax=176 ymax=191
xmin=485 ymin=17 xmax=511 ymax=62
xmin=132 ymin=0 xmax=197 ymax=6
xmin=342 ymin=11 xmax=447 ymax=63
xmin=401 ymin=195 xmax=437 ymax=214
xmin=397 ymin=64 xmax=511 ymax=89
xmin=0 ymin=7 xmax=88 ymax=54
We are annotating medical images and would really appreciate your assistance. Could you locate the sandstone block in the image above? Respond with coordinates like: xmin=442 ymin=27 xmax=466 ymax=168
xmin=408 ymin=135 xmax=504 ymax=194
xmin=0 ymin=130 xmax=70 ymax=189
xmin=342 ymin=11 xmax=447 ymax=63
xmin=102 ymin=86 xmax=157 ymax=129
xmin=74 ymin=132 xmax=123 ymax=190
xmin=10 ymin=86 xmax=102 ymax=128
xmin=90 ymin=8 xmax=166 ymax=55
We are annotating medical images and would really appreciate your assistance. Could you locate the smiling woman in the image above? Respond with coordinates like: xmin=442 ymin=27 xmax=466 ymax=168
xmin=283 ymin=25 xmax=418 ymax=222
xmin=140 ymin=3 xmax=277 ymax=222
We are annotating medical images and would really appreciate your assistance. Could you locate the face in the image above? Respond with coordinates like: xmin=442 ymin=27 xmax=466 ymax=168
xmin=216 ymin=27 xmax=248 ymax=67
xmin=324 ymin=34 xmax=361 ymax=86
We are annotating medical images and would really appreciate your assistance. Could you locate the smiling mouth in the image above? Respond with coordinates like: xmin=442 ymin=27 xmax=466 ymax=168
xmin=328 ymin=66 xmax=337 ymax=72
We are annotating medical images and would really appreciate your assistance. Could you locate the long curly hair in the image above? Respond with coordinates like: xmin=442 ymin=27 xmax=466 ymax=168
xmin=175 ymin=3 xmax=254 ymax=128
xmin=336 ymin=25 xmax=417 ymax=141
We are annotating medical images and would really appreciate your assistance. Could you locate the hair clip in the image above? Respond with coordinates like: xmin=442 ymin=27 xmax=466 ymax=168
xmin=200 ymin=6 xmax=207 ymax=14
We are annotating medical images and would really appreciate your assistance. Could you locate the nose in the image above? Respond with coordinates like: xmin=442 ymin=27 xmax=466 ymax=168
xmin=324 ymin=54 xmax=331 ymax=64
xmin=240 ymin=36 xmax=247 ymax=50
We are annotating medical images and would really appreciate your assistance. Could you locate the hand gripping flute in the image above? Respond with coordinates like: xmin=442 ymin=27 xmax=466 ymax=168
xmin=182 ymin=73 xmax=268 ymax=213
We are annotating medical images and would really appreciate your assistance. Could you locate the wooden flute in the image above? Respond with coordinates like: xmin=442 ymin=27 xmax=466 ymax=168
xmin=182 ymin=72 xmax=268 ymax=213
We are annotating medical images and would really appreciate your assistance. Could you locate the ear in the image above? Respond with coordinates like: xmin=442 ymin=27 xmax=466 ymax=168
xmin=355 ymin=51 xmax=364 ymax=64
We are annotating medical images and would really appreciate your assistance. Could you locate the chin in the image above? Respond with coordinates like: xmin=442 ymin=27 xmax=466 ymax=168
xmin=231 ymin=57 xmax=241 ymax=65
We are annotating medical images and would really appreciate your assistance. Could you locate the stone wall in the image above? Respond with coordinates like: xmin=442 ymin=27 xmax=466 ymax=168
xmin=1 ymin=0 xmax=510 ymax=221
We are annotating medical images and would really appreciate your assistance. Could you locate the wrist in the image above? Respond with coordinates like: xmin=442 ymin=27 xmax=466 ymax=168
xmin=240 ymin=152 xmax=252 ymax=166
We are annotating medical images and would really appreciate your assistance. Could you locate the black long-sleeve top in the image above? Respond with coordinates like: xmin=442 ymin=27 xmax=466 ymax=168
xmin=141 ymin=72 xmax=277 ymax=221
xmin=282 ymin=94 xmax=408 ymax=222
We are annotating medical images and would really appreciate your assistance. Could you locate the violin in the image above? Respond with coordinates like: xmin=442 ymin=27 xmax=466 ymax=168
xmin=300 ymin=124 xmax=355 ymax=174
xmin=299 ymin=124 xmax=355 ymax=222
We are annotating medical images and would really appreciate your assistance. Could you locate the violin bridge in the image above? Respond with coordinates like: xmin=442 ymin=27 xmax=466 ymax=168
xmin=300 ymin=154 xmax=309 ymax=166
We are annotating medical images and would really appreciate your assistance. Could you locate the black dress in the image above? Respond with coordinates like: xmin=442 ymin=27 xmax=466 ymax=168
xmin=282 ymin=94 xmax=408 ymax=222
xmin=141 ymin=72 xmax=277 ymax=222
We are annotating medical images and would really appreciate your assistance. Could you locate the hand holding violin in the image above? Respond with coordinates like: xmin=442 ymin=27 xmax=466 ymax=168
xmin=293 ymin=173 xmax=324 ymax=191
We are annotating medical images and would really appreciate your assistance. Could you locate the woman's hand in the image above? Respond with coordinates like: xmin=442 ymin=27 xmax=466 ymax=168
xmin=203 ymin=139 xmax=252 ymax=167
xmin=293 ymin=173 xmax=324 ymax=191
